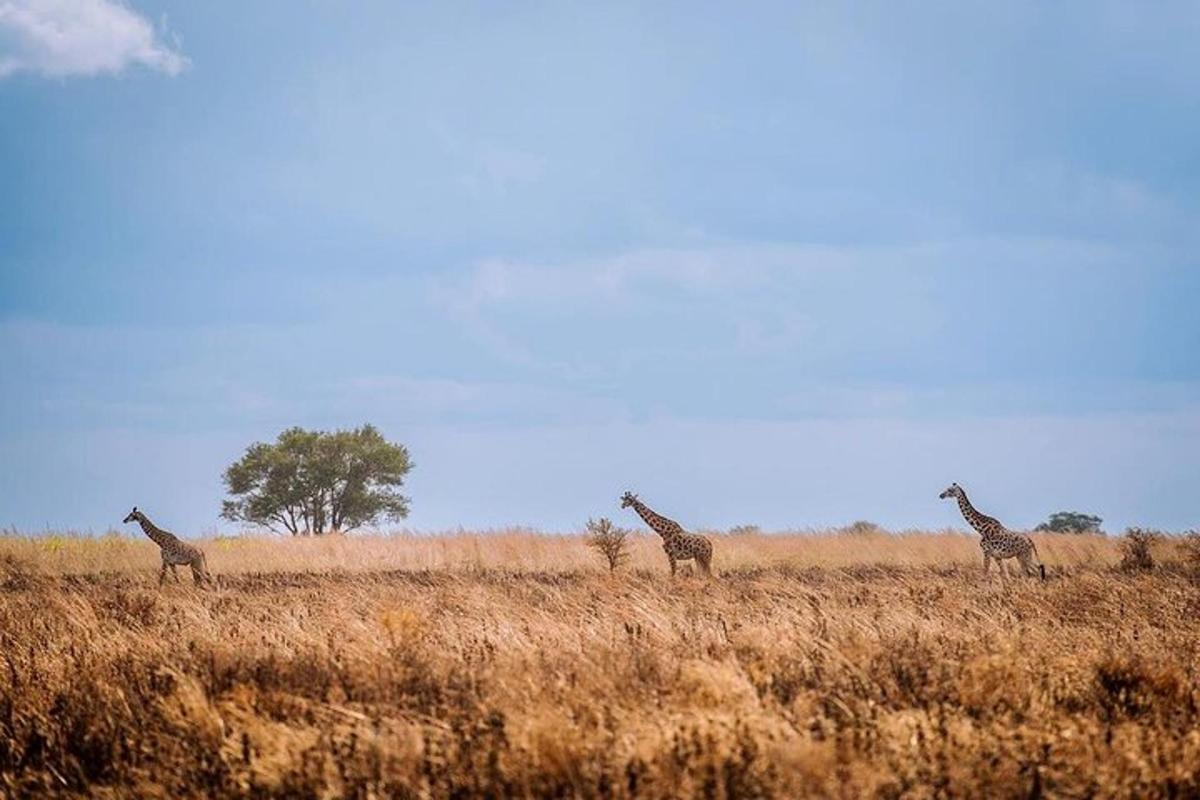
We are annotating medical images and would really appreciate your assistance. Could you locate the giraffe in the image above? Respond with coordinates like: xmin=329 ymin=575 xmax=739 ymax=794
xmin=939 ymin=483 xmax=1045 ymax=580
xmin=123 ymin=506 xmax=212 ymax=587
xmin=619 ymin=491 xmax=713 ymax=576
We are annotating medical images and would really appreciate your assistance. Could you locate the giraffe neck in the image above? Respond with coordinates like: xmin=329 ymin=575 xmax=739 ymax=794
xmin=955 ymin=491 xmax=998 ymax=536
xmin=137 ymin=516 xmax=175 ymax=548
xmin=630 ymin=500 xmax=681 ymax=540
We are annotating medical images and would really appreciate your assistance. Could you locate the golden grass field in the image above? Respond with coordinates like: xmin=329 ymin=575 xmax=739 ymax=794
xmin=1 ymin=528 xmax=1198 ymax=798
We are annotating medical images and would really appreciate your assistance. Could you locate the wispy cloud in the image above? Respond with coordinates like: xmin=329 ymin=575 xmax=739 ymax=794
xmin=426 ymin=241 xmax=948 ymax=370
xmin=462 ymin=142 xmax=547 ymax=195
xmin=431 ymin=244 xmax=832 ymax=318
xmin=428 ymin=123 xmax=548 ymax=196
xmin=0 ymin=0 xmax=186 ymax=79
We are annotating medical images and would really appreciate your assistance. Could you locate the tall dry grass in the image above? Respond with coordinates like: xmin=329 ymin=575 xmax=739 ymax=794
xmin=0 ymin=527 xmax=1123 ymax=575
xmin=1 ymin=530 xmax=1198 ymax=798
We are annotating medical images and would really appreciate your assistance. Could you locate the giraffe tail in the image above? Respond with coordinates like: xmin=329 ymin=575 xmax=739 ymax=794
xmin=1031 ymin=540 xmax=1046 ymax=581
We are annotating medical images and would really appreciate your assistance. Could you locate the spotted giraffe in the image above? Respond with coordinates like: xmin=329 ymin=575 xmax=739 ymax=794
xmin=939 ymin=483 xmax=1045 ymax=580
xmin=123 ymin=506 xmax=212 ymax=587
xmin=620 ymin=491 xmax=713 ymax=576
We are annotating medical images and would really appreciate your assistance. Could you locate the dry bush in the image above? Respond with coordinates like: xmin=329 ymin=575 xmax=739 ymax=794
xmin=584 ymin=517 xmax=631 ymax=573
xmin=1118 ymin=527 xmax=1162 ymax=572
xmin=840 ymin=520 xmax=885 ymax=536
xmin=1178 ymin=531 xmax=1200 ymax=575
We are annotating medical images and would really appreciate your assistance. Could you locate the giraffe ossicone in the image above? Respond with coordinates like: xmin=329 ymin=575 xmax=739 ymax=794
xmin=940 ymin=483 xmax=1045 ymax=580
xmin=620 ymin=490 xmax=713 ymax=577
xmin=123 ymin=506 xmax=213 ymax=587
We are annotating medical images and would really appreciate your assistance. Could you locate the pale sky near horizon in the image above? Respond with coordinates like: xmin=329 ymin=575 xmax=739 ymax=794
xmin=2 ymin=1 xmax=1198 ymax=536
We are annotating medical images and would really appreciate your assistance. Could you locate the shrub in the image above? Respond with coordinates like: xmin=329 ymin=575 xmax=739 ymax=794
xmin=1177 ymin=531 xmax=1200 ymax=574
xmin=585 ymin=517 xmax=631 ymax=573
xmin=1118 ymin=528 xmax=1162 ymax=572
xmin=841 ymin=520 xmax=884 ymax=536
xmin=1037 ymin=511 xmax=1103 ymax=534
xmin=728 ymin=524 xmax=761 ymax=536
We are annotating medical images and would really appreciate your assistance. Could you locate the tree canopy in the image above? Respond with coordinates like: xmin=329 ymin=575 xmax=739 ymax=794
xmin=221 ymin=424 xmax=412 ymax=535
xmin=1036 ymin=511 xmax=1103 ymax=534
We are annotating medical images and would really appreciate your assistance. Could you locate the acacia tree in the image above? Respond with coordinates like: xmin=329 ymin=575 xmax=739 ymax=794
xmin=221 ymin=424 xmax=412 ymax=535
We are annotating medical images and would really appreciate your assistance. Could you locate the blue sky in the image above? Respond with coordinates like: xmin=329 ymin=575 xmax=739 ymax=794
xmin=2 ymin=1 xmax=1198 ymax=535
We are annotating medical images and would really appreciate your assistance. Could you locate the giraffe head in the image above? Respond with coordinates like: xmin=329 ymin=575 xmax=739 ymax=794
xmin=123 ymin=506 xmax=144 ymax=524
xmin=939 ymin=483 xmax=964 ymax=500
xmin=619 ymin=491 xmax=639 ymax=509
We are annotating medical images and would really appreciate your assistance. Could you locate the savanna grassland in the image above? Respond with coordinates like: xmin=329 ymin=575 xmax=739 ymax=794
xmin=1 ymin=529 xmax=1199 ymax=798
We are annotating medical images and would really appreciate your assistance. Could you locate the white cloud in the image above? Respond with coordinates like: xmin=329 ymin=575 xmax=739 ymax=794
xmin=428 ymin=124 xmax=548 ymax=196
xmin=427 ymin=241 xmax=962 ymax=356
xmin=426 ymin=237 xmax=1154 ymax=377
xmin=0 ymin=0 xmax=186 ymax=78
xmin=437 ymin=238 xmax=1109 ymax=320
xmin=432 ymin=244 xmax=837 ymax=318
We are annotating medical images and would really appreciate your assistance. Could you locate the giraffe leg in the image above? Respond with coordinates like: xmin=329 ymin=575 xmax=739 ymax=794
xmin=697 ymin=552 xmax=712 ymax=577
xmin=170 ymin=564 xmax=181 ymax=583
xmin=159 ymin=562 xmax=169 ymax=586
xmin=982 ymin=553 xmax=991 ymax=575
xmin=191 ymin=557 xmax=210 ymax=587
xmin=669 ymin=557 xmax=677 ymax=577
